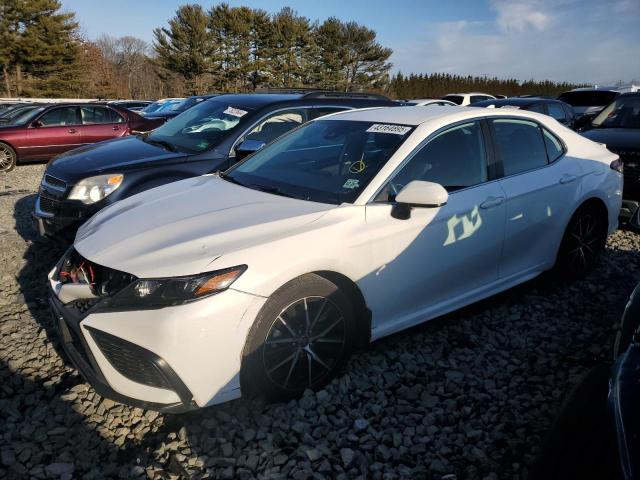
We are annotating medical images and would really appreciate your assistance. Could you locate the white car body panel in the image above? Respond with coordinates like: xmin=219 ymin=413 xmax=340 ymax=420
xmin=55 ymin=106 xmax=622 ymax=408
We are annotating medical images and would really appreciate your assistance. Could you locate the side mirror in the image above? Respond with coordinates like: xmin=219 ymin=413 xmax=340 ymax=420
xmin=235 ymin=139 xmax=266 ymax=161
xmin=392 ymin=180 xmax=448 ymax=219
xmin=32 ymin=120 xmax=44 ymax=128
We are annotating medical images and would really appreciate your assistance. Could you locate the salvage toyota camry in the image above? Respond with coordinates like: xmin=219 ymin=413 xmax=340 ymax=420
xmin=49 ymin=107 xmax=622 ymax=411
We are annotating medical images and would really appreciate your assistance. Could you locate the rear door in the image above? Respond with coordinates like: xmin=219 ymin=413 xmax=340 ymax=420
xmin=23 ymin=106 xmax=82 ymax=160
xmin=490 ymin=117 xmax=582 ymax=278
xmin=80 ymin=105 xmax=127 ymax=144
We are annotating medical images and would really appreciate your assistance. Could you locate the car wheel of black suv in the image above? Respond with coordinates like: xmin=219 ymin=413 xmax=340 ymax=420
xmin=555 ymin=203 xmax=608 ymax=278
xmin=241 ymin=274 xmax=356 ymax=401
xmin=0 ymin=142 xmax=16 ymax=173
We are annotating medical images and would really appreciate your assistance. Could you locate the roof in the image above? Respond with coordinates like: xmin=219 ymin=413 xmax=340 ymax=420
xmin=210 ymin=93 xmax=303 ymax=109
xmin=471 ymin=97 xmax=562 ymax=107
xmin=323 ymin=105 xmax=552 ymax=126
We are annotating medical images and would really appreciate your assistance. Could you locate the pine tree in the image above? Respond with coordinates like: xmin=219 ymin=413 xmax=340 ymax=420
xmin=0 ymin=0 xmax=82 ymax=97
xmin=153 ymin=4 xmax=213 ymax=94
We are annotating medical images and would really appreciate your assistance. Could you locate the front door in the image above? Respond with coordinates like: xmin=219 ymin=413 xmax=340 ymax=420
xmin=363 ymin=120 xmax=506 ymax=336
xmin=23 ymin=106 xmax=83 ymax=160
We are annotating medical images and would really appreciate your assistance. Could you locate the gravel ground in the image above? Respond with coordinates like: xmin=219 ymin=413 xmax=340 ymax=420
xmin=1 ymin=164 xmax=639 ymax=480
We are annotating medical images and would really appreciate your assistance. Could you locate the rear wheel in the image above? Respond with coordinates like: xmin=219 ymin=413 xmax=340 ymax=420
xmin=241 ymin=274 xmax=356 ymax=400
xmin=0 ymin=142 xmax=16 ymax=173
xmin=555 ymin=204 xmax=608 ymax=278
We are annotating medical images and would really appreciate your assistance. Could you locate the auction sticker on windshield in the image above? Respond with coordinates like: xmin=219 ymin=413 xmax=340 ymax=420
xmin=224 ymin=106 xmax=248 ymax=118
xmin=366 ymin=124 xmax=412 ymax=135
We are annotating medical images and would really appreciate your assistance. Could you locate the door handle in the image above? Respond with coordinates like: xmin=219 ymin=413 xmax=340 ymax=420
xmin=559 ymin=174 xmax=577 ymax=184
xmin=68 ymin=128 xmax=77 ymax=134
xmin=112 ymin=126 xmax=120 ymax=131
xmin=480 ymin=196 xmax=505 ymax=209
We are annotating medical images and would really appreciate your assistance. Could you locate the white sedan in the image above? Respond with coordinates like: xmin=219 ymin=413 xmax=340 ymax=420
xmin=48 ymin=106 xmax=622 ymax=412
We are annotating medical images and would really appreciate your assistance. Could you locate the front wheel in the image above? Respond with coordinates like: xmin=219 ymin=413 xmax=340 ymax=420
xmin=241 ymin=274 xmax=356 ymax=400
xmin=555 ymin=204 xmax=608 ymax=278
xmin=0 ymin=142 xmax=17 ymax=173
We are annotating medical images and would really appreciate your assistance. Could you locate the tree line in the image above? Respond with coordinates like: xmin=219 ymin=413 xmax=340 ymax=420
xmin=1 ymin=0 xmax=586 ymax=100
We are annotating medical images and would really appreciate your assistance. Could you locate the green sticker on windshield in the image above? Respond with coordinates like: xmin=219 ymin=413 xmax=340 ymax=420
xmin=343 ymin=179 xmax=360 ymax=189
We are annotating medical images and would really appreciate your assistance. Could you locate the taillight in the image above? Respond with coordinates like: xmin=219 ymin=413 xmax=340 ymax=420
xmin=611 ymin=158 xmax=624 ymax=173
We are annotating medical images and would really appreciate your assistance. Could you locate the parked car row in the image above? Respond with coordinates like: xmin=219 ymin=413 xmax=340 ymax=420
xmin=37 ymin=91 xmax=623 ymax=412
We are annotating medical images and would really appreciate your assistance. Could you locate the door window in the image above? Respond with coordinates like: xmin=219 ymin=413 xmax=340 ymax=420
xmin=243 ymin=109 xmax=307 ymax=145
xmin=308 ymin=107 xmax=348 ymax=120
xmin=491 ymin=119 xmax=548 ymax=176
xmin=37 ymin=107 xmax=79 ymax=126
xmin=527 ymin=103 xmax=545 ymax=114
xmin=470 ymin=95 xmax=492 ymax=104
xmin=377 ymin=121 xmax=487 ymax=201
xmin=80 ymin=106 xmax=124 ymax=124
xmin=542 ymin=129 xmax=564 ymax=162
xmin=547 ymin=103 xmax=566 ymax=122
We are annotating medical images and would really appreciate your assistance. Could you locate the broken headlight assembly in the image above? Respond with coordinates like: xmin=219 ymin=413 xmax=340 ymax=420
xmin=99 ymin=265 xmax=247 ymax=310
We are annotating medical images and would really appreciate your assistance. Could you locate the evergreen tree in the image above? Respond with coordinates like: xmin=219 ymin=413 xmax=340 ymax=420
xmin=0 ymin=0 xmax=81 ymax=97
xmin=153 ymin=4 xmax=213 ymax=94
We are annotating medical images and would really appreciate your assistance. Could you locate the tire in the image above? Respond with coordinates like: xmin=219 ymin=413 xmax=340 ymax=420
xmin=241 ymin=274 xmax=356 ymax=401
xmin=530 ymin=364 xmax=620 ymax=480
xmin=555 ymin=203 xmax=608 ymax=278
xmin=0 ymin=142 xmax=17 ymax=173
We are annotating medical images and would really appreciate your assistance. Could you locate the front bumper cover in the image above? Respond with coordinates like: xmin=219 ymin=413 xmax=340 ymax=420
xmin=50 ymin=290 xmax=198 ymax=413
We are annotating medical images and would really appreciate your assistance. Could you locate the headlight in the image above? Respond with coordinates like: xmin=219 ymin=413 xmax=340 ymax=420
xmin=99 ymin=265 xmax=247 ymax=310
xmin=68 ymin=174 xmax=123 ymax=204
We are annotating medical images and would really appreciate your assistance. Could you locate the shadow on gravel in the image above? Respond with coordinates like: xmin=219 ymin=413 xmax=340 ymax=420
xmin=14 ymin=194 xmax=69 ymax=366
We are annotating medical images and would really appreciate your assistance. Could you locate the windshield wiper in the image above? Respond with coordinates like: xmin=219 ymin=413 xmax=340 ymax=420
xmin=142 ymin=135 xmax=177 ymax=152
xmin=219 ymin=172 xmax=248 ymax=187
xmin=249 ymin=184 xmax=303 ymax=200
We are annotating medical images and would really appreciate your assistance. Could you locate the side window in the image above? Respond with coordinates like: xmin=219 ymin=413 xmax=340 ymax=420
xmin=243 ymin=109 xmax=307 ymax=145
xmin=38 ymin=107 xmax=79 ymax=126
xmin=308 ymin=107 xmax=348 ymax=120
xmin=527 ymin=103 xmax=545 ymax=114
xmin=81 ymin=106 xmax=124 ymax=124
xmin=542 ymin=128 xmax=564 ymax=162
xmin=470 ymin=96 xmax=488 ymax=104
xmin=378 ymin=121 xmax=487 ymax=201
xmin=491 ymin=119 xmax=548 ymax=176
xmin=547 ymin=103 xmax=566 ymax=121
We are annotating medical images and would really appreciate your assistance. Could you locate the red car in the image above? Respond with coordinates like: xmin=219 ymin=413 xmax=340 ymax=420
xmin=0 ymin=103 xmax=164 ymax=172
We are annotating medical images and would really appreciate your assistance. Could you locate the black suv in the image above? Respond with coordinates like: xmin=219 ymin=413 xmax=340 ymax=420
xmin=34 ymin=91 xmax=397 ymax=239
xmin=581 ymin=93 xmax=640 ymax=220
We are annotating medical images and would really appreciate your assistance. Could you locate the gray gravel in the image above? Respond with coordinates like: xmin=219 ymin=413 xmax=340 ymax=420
xmin=1 ymin=164 xmax=639 ymax=479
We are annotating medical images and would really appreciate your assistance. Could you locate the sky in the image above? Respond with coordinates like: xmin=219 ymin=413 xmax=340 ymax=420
xmin=60 ymin=0 xmax=640 ymax=85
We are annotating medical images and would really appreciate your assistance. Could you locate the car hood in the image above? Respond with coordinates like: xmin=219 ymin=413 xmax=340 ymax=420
xmin=581 ymin=128 xmax=640 ymax=150
xmin=46 ymin=136 xmax=191 ymax=181
xmin=74 ymin=175 xmax=334 ymax=278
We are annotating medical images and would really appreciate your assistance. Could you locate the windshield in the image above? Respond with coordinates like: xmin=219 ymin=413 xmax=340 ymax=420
xmin=225 ymin=119 xmax=414 ymax=204
xmin=591 ymin=95 xmax=640 ymax=129
xmin=558 ymin=91 xmax=618 ymax=107
xmin=442 ymin=95 xmax=464 ymax=105
xmin=0 ymin=106 xmax=46 ymax=125
xmin=147 ymin=100 xmax=252 ymax=153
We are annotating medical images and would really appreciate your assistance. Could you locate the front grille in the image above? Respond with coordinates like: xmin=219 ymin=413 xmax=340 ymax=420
xmin=89 ymin=328 xmax=172 ymax=390
xmin=39 ymin=194 xmax=60 ymax=214
xmin=44 ymin=174 xmax=67 ymax=190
